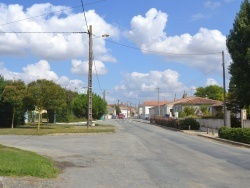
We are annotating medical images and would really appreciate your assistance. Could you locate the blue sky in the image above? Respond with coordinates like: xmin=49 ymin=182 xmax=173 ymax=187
xmin=0 ymin=0 xmax=242 ymax=106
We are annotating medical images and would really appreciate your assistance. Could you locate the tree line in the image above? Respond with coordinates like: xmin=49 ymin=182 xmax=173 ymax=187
xmin=0 ymin=76 xmax=107 ymax=128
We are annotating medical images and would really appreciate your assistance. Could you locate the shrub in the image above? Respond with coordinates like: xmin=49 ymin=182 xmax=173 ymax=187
xmin=218 ymin=127 xmax=250 ymax=144
xmin=183 ymin=107 xmax=195 ymax=116
xmin=179 ymin=117 xmax=200 ymax=130
xmin=150 ymin=117 xmax=201 ymax=130
xmin=150 ymin=117 xmax=180 ymax=129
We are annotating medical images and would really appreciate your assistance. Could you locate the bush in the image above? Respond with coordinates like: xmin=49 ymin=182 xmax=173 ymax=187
xmin=150 ymin=117 xmax=180 ymax=129
xmin=150 ymin=117 xmax=200 ymax=130
xmin=179 ymin=118 xmax=200 ymax=130
xmin=218 ymin=127 xmax=250 ymax=144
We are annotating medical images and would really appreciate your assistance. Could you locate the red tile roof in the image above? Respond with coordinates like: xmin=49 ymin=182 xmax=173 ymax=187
xmin=144 ymin=101 xmax=168 ymax=106
xmin=173 ymin=96 xmax=220 ymax=105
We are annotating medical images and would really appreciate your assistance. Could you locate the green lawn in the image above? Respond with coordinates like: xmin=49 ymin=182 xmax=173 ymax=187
xmin=0 ymin=144 xmax=60 ymax=178
xmin=0 ymin=123 xmax=116 ymax=135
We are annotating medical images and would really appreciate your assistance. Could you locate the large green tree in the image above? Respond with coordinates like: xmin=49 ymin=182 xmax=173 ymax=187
xmin=72 ymin=93 xmax=107 ymax=120
xmin=56 ymin=89 xmax=78 ymax=122
xmin=2 ymin=80 xmax=26 ymax=128
xmin=0 ymin=76 xmax=13 ymax=128
xmin=226 ymin=0 xmax=250 ymax=108
xmin=194 ymin=85 xmax=223 ymax=101
xmin=26 ymin=79 xmax=66 ymax=127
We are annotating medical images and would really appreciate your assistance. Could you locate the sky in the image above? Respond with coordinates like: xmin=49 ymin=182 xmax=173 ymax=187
xmin=0 ymin=0 xmax=243 ymax=106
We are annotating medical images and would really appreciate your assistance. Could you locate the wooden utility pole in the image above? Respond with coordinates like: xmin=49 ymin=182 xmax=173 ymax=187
xmin=222 ymin=50 xmax=226 ymax=126
xmin=87 ymin=25 xmax=93 ymax=128
xmin=103 ymin=90 xmax=106 ymax=101
xmin=157 ymin=87 xmax=160 ymax=116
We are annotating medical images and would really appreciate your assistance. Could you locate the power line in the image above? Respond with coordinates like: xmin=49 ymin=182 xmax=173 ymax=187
xmin=80 ymin=0 xmax=89 ymax=33
xmin=0 ymin=0 xmax=106 ymax=27
xmin=93 ymin=56 xmax=103 ymax=92
xmin=182 ymin=64 xmax=221 ymax=86
xmin=0 ymin=31 xmax=82 ymax=34
xmin=104 ymin=39 xmax=221 ymax=56
xmin=91 ymin=64 xmax=221 ymax=93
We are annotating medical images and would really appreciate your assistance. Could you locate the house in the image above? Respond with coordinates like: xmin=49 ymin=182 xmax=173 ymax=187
xmin=139 ymin=101 xmax=167 ymax=119
xmin=149 ymin=95 xmax=221 ymax=118
xmin=172 ymin=96 xmax=221 ymax=117
xmin=105 ymin=105 xmax=116 ymax=119
xmin=209 ymin=102 xmax=223 ymax=117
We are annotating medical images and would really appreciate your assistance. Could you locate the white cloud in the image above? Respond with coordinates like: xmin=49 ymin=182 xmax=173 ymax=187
xmin=206 ymin=78 xmax=219 ymax=86
xmin=127 ymin=8 xmax=230 ymax=74
xmin=191 ymin=13 xmax=210 ymax=21
xmin=71 ymin=59 xmax=107 ymax=75
xmin=205 ymin=1 xmax=221 ymax=9
xmin=112 ymin=69 xmax=187 ymax=102
xmin=0 ymin=60 xmax=85 ymax=91
xmin=0 ymin=3 xmax=119 ymax=61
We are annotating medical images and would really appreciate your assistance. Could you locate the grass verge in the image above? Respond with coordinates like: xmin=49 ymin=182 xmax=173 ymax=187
xmin=0 ymin=123 xmax=115 ymax=135
xmin=0 ymin=144 xmax=60 ymax=178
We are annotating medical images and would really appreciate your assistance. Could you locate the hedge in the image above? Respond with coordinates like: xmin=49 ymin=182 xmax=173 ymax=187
xmin=150 ymin=117 xmax=200 ymax=130
xmin=218 ymin=127 xmax=250 ymax=144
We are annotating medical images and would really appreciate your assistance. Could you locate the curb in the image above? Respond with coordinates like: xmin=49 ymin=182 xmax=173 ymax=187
xmin=197 ymin=134 xmax=250 ymax=149
xmin=134 ymin=119 xmax=250 ymax=149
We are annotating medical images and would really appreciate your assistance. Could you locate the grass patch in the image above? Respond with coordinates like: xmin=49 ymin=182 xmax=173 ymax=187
xmin=0 ymin=144 xmax=59 ymax=178
xmin=0 ymin=123 xmax=115 ymax=135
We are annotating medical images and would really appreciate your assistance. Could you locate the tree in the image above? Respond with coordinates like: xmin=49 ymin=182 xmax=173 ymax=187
xmin=194 ymin=85 xmax=223 ymax=101
xmin=71 ymin=94 xmax=88 ymax=119
xmin=115 ymin=105 xmax=121 ymax=115
xmin=27 ymin=79 xmax=66 ymax=128
xmin=2 ymin=80 xmax=26 ymax=128
xmin=56 ymin=89 xmax=78 ymax=122
xmin=226 ymin=0 xmax=250 ymax=109
xmin=183 ymin=106 xmax=195 ymax=116
xmin=226 ymin=79 xmax=241 ymax=114
xmin=0 ymin=76 xmax=14 ymax=128
xmin=72 ymin=93 xmax=107 ymax=120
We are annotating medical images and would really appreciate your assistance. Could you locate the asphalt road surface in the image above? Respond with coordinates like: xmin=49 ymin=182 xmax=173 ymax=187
xmin=1 ymin=119 xmax=250 ymax=188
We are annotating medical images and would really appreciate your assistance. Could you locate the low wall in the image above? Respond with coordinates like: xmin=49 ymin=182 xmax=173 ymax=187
xmin=197 ymin=119 xmax=225 ymax=129
xmin=242 ymin=120 xmax=250 ymax=128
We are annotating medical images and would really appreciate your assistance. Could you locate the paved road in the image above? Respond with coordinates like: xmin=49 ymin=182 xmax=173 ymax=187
xmin=1 ymin=119 xmax=250 ymax=188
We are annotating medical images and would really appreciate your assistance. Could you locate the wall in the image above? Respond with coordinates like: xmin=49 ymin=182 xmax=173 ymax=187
xmin=197 ymin=116 xmax=230 ymax=129
xmin=197 ymin=119 xmax=224 ymax=129
xmin=242 ymin=120 xmax=250 ymax=128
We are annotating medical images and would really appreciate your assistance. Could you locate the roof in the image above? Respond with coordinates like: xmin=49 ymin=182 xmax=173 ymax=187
xmin=144 ymin=101 xmax=168 ymax=106
xmin=210 ymin=101 xmax=223 ymax=107
xmin=173 ymin=96 xmax=220 ymax=105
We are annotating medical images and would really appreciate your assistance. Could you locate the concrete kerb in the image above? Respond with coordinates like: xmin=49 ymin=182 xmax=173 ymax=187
xmin=133 ymin=119 xmax=250 ymax=149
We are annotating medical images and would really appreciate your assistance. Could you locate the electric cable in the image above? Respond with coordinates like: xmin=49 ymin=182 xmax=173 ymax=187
xmin=0 ymin=0 xmax=106 ymax=27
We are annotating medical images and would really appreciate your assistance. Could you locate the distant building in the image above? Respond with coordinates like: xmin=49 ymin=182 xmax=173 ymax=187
xmin=139 ymin=101 xmax=167 ymax=119
xmin=149 ymin=96 xmax=221 ymax=118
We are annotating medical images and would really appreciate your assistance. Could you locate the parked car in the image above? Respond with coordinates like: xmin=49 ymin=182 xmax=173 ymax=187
xmin=118 ymin=113 xmax=124 ymax=119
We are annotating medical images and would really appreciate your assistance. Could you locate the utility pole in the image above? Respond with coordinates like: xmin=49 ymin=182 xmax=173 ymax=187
xmin=130 ymin=102 xmax=132 ymax=117
xmin=222 ymin=50 xmax=226 ymax=126
xmin=103 ymin=90 xmax=106 ymax=101
xmin=127 ymin=101 xmax=130 ymax=118
xmin=157 ymin=87 xmax=160 ymax=116
xmin=87 ymin=25 xmax=93 ymax=128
